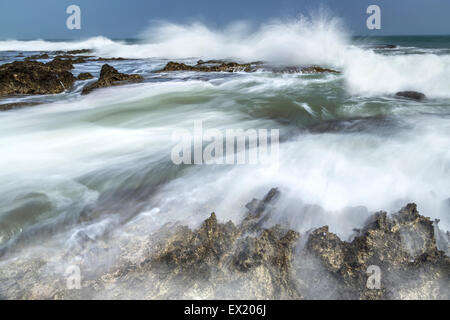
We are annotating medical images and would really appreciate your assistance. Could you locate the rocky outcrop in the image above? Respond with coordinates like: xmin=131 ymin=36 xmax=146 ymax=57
xmin=159 ymin=60 xmax=340 ymax=74
xmin=0 ymin=60 xmax=75 ymax=96
xmin=45 ymin=58 xmax=74 ymax=72
xmin=59 ymin=191 xmax=450 ymax=300
xmin=272 ymin=66 xmax=340 ymax=74
xmin=0 ymin=189 xmax=448 ymax=300
xmin=297 ymin=203 xmax=449 ymax=299
xmin=25 ymin=53 xmax=50 ymax=60
xmin=76 ymin=72 xmax=94 ymax=81
xmin=396 ymin=91 xmax=426 ymax=101
xmin=81 ymin=64 xmax=143 ymax=95
xmin=159 ymin=60 xmax=256 ymax=73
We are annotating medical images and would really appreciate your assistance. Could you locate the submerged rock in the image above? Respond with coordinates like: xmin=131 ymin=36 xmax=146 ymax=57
xmin=81 ymin=64 xmax=143 ymax=95
xmin=0 ymin=60 xmax=75 ymax=96
xmin=0 ymin=101 xmax=41 ymax=111
xmin=396 ymin=91 xmax=426 ymax=101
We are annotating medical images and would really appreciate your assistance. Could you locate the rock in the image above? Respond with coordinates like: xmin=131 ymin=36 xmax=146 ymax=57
xmin=370 ymin=44 xmax=397 ymax=49
xmin=77 ymin=72 xmax=94 ymax=81
xmin=54 ymin=55 xmax=89 ymax=64
xmin=271 ymin=65 xmax=340 ymax=74
xmin=396 ymin=91 xmax=426 ymax=101
xmin=81 ymin=64 xmax=143 ymax=95
xmin=0 ymin=60 xmax=75 ymax=96
xmin=25 ymin=53 xmax=50 ymax=60
xmin=299 ymin=203 xmax=449 ymax=299
xmin=126 ymin=189 xmax=301 ymax=299
xmin=300 ymin=66 xmax=340 ymax=74
xmin=0 ymin=101 xmax=41 ymax=111
xmin=89 ymin=57 xmax=128 ymax=62
xmin=45 ymin=58 xmax=74 ymax=72
xmin=0 ymin=189 xmax=448 ymax=300
xmin=159 ymin=60 xmax=256 ymax=73
xmin=66 ymin=49 xmax=92 ymax=54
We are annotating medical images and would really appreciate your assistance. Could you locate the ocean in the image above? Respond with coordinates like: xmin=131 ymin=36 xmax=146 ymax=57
xmin=0 ymin=19 xmax=449 ymax=298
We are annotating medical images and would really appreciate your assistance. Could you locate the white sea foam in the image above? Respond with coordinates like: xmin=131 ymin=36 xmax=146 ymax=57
xmin=2 ymin=15 xmax=450 ymax=98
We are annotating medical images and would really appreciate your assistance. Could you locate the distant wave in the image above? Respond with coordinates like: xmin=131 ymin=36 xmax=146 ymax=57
xmin=1 ymin=13 xmax=450 ymax=98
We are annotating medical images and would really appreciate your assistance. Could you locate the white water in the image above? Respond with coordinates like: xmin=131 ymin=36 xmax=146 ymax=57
xmin=1 ymin=15 xmax=450 ymax=98
xmin=1 ymin=14 xmax=450 ymax=259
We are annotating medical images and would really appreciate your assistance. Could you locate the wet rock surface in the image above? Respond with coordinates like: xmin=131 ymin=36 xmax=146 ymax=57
xmin=159 ymin=60 xmax=257 ymax=73
xmin=1 ymin=189 xmax=447 ymax=300
xmin=76 ymin=72 xmax=94 ymax=81
xmin=396 ymin=91 xmax=426 ymax=101
xmin=159 ymin=60 xmax=340 ymax=74
xmin=0 ymin=60 xmax=75 ymax=96
xmin=81 ymin=64 xmax=143 ymax=95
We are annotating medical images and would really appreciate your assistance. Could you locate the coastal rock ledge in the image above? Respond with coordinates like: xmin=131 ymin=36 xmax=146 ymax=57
xmin=0 ymin=60 xmax=75 ymax=96
xmin=0 ymin=189 xmax=448 ymax=300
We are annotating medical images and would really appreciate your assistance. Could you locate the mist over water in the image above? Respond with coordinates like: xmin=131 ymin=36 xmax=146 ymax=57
xmin=0 ymin=14 xmax=449 ymax=289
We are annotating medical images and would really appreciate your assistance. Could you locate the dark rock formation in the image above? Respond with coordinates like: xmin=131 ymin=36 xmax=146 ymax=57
xmin=272 ymin=66 xmax=340 ymax=74
xmin=45 ymin=58 xmax=74 ymax=72
xmin=77 ymin=72 xmax=94 ymax=81
xmin=0 ymin=60 xmax=75 ymax=96
xmin=81 ymin=64 xmax=143 ymax=95
xmin=370 ymin=44 xmax=397 ymax=49
xmin=25 ymin=53 xmax=50 ymax=60
xmin=396 ymin=91 xmax=426 ymax=101
xmin=66 ymin=49 xmax=92 ymax=55
xmin=89 ymin=57 xmax=128 ymax=62
xmin=53 ymin=55 xmax=89 ymax=64
xmin=300 ymin=66 xmax=340 ymax=74
xmin=160 ymin=61 xmax=340 ymax=75
xmin=159 ymin=60 xmax=256 ymax=73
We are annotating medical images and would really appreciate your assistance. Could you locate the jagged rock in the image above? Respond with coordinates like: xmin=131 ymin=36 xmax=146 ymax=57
xmin=396 ymin=91 xmax=426 ymax=101
xmin=128 ymin=188 xmax=301 ymax=299
xmin=159 ymin=60 xmax=256 ymax=73
xmin=0 ymin=190 xmax=448 ymax=300
xmin=0 ymin=60 xmax=75 ymax=96
xmin=77 ymin=72 xmax=94 ymax=81
xmin=81 ymin=64 xmax=143 ymax=95
xmin=299 ymin=203 xmax=449 ymax=299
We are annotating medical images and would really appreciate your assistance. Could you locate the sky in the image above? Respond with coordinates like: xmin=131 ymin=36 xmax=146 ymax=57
xmin=0 ymin=0 xmax=449 ymax=39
